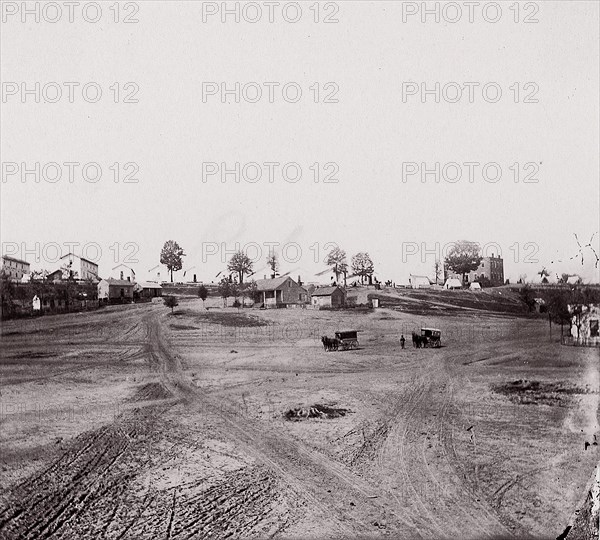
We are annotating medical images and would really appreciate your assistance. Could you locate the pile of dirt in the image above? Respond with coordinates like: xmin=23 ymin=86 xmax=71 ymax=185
xmin=492 ymin=380 xmax=588 ymax=406
xmin=284 ymin=404 xmax=350 ymax=421
xmin=130 ymin=382 xmax=173 ymax=402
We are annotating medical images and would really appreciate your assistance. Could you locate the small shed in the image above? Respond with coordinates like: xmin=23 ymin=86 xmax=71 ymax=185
xmin=311 ymin=286 xmax=346 ymax=309
xmin=32 ymin=295 xmax=41 ymax=311
xmin=444 ymin=277 xmax=463 ymax=290
xmin=469 ymin=282 xmax=482 ymax=291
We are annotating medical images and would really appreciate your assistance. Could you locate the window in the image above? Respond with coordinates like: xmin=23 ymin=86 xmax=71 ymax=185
xmin=591 ymin=320 xmax=599 ymax=338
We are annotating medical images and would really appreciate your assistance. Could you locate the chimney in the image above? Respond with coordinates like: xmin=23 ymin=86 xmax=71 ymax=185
xmin=298 ymin=275 xmax=302 ymax=286
xmin=264 ymin=275 xmax=266 ymax=280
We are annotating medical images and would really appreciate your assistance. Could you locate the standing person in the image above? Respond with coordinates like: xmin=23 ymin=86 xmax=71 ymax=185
xmin=400 ymin=335 xmax=406 ymax=349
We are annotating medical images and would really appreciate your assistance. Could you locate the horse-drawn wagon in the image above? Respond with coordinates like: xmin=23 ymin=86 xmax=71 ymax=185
xmin=321 ymin=330 xmax=360 ymax=351
xmin=412 ymin=328 xmax=442 ymax=348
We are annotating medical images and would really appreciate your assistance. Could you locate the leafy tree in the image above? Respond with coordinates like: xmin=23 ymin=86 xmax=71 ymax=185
xmin=351 ymin=252 xmax=375 ymax=284
xmin=217 ymin=278 xmax=231 ymax=307
xmin=325 ymin=246 xmax=348 ymax=285
xmin=163 ymin=295 xmax=179 ymax=314
xmin=546 ymin=289 xmax=571 ymax=336
xmin=444 ymin=241 xmax=482 ymax=283
xmin=160 ymin=240 xmax=186 ymax=282
xmin=519 ymin=284 xmax=536 ymax=312
xmin=227 ymin=250 xmax=253 ymax=284
xmin=242 ymin=280 xmax=257 ymax=307
xmin=197 ymin=284 xmax=208 ymax=308
xmin=266 ymin=250 xmax=279 ymax=278
xmin=0 ymin=272 xmax=15 ymax=317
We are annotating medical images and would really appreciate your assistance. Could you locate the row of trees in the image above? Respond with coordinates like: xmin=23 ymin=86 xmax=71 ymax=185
xmin=159 ymin=240 xmax=377 ymax=286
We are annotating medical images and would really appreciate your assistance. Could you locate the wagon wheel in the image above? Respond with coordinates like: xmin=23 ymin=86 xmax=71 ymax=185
xmin=351 ymin=340 xmax=358 ymax=349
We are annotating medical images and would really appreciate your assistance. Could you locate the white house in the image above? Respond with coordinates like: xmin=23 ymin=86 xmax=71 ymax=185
xmin=59 ymin=253 xmax=98 ymax=281
xmin=469 ymin=282 xmax=482 ymax=291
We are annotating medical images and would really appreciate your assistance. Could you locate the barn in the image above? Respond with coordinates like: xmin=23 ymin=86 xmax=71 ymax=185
xmin=311 ymin=286 xmax=346 ymax=309
xmin=254 ymin=276 xmax=309 ymax=308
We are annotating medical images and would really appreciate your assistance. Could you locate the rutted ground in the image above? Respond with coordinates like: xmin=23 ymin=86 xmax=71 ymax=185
xmin=0 ymin=298 xmax=598 ymax=539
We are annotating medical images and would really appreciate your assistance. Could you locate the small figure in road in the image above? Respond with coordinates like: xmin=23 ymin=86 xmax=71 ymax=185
xmin=400 ymin=335 xmax=406 ymax=349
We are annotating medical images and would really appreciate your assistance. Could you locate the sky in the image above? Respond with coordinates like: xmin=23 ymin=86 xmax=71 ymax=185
xmin=1 ymin=0 xmax=599 ymax=284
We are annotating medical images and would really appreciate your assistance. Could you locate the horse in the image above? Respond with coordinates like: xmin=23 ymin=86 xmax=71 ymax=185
xmin=412 ymin=332 xmax=420 ymax=348
xmin=321 ymin=336 xmax=339 ymax=352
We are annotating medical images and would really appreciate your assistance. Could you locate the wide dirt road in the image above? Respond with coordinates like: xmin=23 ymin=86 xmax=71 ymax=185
xmin=1 ymin=299 xmax=598 ymax=539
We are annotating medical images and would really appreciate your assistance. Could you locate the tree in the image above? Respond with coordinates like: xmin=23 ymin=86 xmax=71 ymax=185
xmin=266 ymin=250 xmax=279 ymax=278
xmin=197 ymin=285 xmax=208 ymax=308
xmin=444 ymin=241 xmax=482 ymax=283
xmin=230 ymin=282 xmax=240 ymax=307
xmin=546 ymin=289 xmax=571 ymax=337
xmin=325 ymin=246 xmax=348 ymax=285
xmin=538 ymin=267 xmax=550 ymax=284
xmin=433 ymin=260 xmax=443 ymax=285
xmin=160 ymin=240 xmax=186 ymax=282
xmin=227 ymin=250 xmax=253 ymax=284
xmin=163 ymin=295 xmax=179 ymax=314
xmin=217 ymin=278 xmax=231 ymax=307
xmin=351 ymin=252 xmax=375 ymax=284
xmin=519 ymin=284 xmax=536 ymax=312
xmin=242 ymin=280 xmax=257 ymax=307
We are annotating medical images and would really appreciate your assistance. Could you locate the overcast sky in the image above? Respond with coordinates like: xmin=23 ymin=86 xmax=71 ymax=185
xmin=1 ymin=1 xmax=599 ymax=283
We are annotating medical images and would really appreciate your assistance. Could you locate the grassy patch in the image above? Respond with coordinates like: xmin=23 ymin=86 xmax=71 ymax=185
xmin=491 ymin=379 xmax=591 ymax=406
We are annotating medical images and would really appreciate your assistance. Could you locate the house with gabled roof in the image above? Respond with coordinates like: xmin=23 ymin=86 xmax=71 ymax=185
xmin=254 ymin=276 xmax=308 ymax=308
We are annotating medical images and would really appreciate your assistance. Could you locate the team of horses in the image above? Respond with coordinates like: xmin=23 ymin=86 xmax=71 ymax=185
xmin=412 ymin=332 xmax=441 ymax=348
xmin=321 ymin=336 xmax=340 ymax=351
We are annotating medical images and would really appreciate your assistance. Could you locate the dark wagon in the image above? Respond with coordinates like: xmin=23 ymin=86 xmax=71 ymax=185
xmin=335 ymin=330 xmax=359 ymax=350
xmin=421 ymin=328 xmax=441 ymax=348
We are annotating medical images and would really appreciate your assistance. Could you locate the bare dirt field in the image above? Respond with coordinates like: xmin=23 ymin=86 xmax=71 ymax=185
xmin=1 ymin=293 xmax=598 ymax=539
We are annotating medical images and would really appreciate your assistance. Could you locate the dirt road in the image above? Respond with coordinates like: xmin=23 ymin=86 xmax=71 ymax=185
xmin=1 ymin=300 xmax=598 ymax=538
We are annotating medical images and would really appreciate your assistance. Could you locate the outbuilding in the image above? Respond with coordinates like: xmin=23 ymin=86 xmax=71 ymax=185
xmin=98 ymin=278 xmax=135 ymax=303
xmin=134 ymin=282 xmax=163 ymax=299
xmin=469 ymin=282 xmax=482 ymax=291
xmin=310 ymin=286 xmax=346 ymax=309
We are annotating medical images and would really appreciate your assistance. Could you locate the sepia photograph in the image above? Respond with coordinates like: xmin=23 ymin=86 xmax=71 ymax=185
xmin=1 ymin=1 xmax=599 ymax=538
